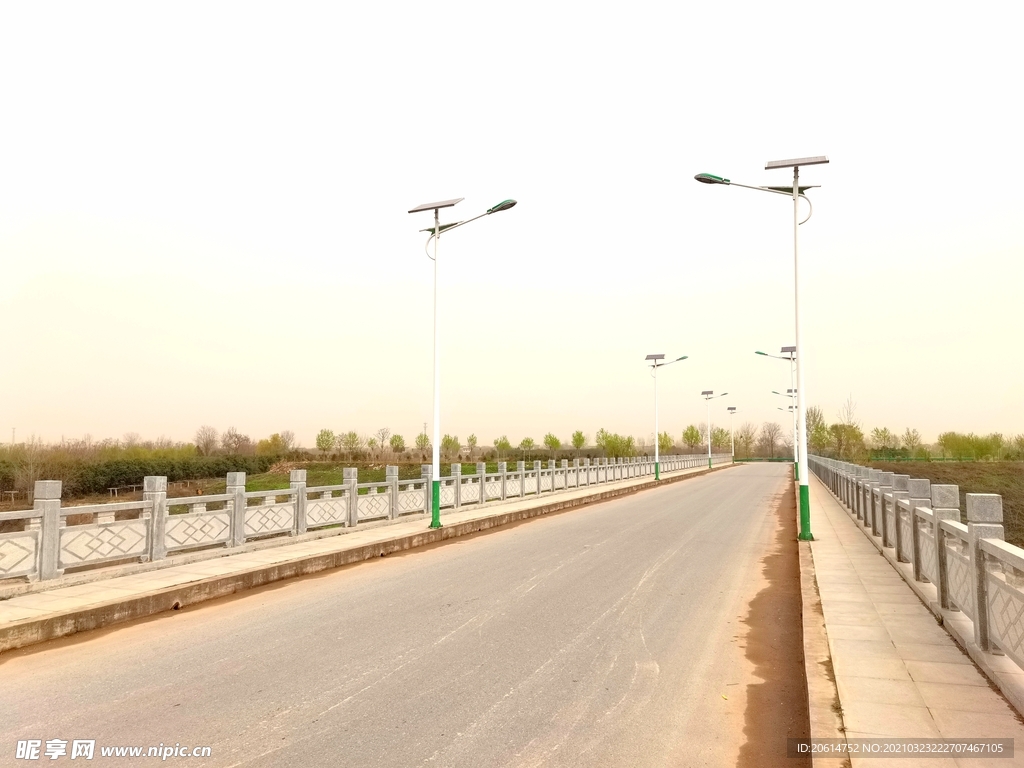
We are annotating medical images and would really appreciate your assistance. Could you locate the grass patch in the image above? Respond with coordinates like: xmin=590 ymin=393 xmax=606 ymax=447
xmin=869 ymin=461 xmax=1024 ymax=548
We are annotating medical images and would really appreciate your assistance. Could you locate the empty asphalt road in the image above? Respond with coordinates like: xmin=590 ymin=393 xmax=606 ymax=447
xmin=1 ymin=463 xmax=796 ymax=767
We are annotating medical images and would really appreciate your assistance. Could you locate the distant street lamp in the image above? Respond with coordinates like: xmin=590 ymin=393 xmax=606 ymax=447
xmin=757 ymin=346 xmax=798 ymax=477
xmin=727 ymin=406 xmax=737 ymax=458
xmin=772 ymin=388 xmax=799 ymax=469
xmin=408 ymin=197 xmax=517 ymax=529
xmin=697 ymin=156 xmax=828 ymax=541
xmin=646 ymin=354 xmax=688 ymax=480
xmin=701 ymin=390 xmax=728 ymax=469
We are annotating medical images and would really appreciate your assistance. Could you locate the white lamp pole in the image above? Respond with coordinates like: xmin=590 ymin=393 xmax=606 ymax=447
xmin=700 ymin=390 xmax=727 ymax=469
xmin=646 ymin=354 xmax=687 ymax=480
xmin=408 ymin=197 xmax=517 ymax=528
xmin=727 ymin=406 xmax=736 ymax=458
xmin=697 ymin=155 xmax=827 ymax=541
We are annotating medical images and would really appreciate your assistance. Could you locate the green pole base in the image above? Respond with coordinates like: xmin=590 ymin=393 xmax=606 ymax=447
xmin=797 ymin=483 xmax=812 ymax=540
xmin=708 ymin=458 xmax=713 ymax=469
xmin=655 ymin=461 xmax=660 ymax=480
xmin=429 ymin=480 xmax=442 ymax=529
xmin=794 ymin=462 xmax=799 ymax=481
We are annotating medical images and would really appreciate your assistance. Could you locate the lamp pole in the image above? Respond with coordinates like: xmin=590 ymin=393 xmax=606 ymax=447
xmin=697 ymin=155 xmax=827 ymax=541
xmin=727 ymin=406 xmax=736 ymax=458
xmin=645 ymin=354 xmax=687 ymax=480
xmin=700 ymin=390 xmax=727 ymax=469
xmin=408 ymin=197 xmax=517 ymax=528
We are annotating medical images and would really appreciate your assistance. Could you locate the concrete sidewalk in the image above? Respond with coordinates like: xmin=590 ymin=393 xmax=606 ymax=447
xmin=0 ymin=462 xmax=727 ymax=654
xmin=807 ymin=475 xmax=1024 ymax=767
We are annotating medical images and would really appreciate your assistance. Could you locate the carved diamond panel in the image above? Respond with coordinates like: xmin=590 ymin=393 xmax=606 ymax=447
xmin=554 ymin=475 xmax=565 ymax=490
xmin=540 ymin=475 xmax=551 ymax=492
xmin=885 ymin=507 xmax=896 ymax=548
xmin=358 ymin=491 xmax=391 ymax=520
xmin=307 ymin=498 xmax=348 ymax=527
xmin=898 ymin=511 xmax=913 ymax=563
xmin=485 ymin=481 xmax=502 ymax=500
xmin=525 ymin=476 xmax=537 ymax=494
xmin=165 ymin=513 xmax=230 ymax=549
xmin=462 ymin=483 xmax=480 ymax=503
xmin=988 ymin=569 xmax=1024 ymax=669
xmin=917 ymin=523 xmax=938 ymax=584
xmin=60 ymin=521 xmax=148 ymax=566
xmin=244 ymin=504 xmax=294 ymax=536
xmin=506 ymin=478 xmax=521 ymax=496
xmin=439 ymin=485 xmax=455 ymax=507
xmin=0 ymin=532 xmax=39 ymax=578
xmin=398 ymin=488 xmax=424 ymax=513
xmin=945 ymin=540 xmax=975 ymax=620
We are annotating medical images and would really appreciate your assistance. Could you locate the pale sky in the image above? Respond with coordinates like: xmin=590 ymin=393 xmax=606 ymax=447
xmin=1 ymin=1 xmax=1022 ymax=450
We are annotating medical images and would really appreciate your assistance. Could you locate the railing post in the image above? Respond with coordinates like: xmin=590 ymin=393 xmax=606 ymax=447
xmin=346 ymin=468 xmax=360 ymax=526
xmin=868 ymin=470 xmax=883 ymax=536
xmin=35 ymin=480 xmax=64 ymax=581
xmin=477 ymin=462 xmax=487 ymax=506
xmin=290 ymin=469 xmax=308 ymax=534
xmin=420 ymin=464 xmax=431 ymax=516
xmin=450 ymin=463 xmax=461 ymax=508
xmin=227 ymin=472 xmax=246 ymax=547
xmin=932 ymin=484 xmax=961 ymax=610
xmin=560 ymin=459 xmax=568 ymax=490
xmin=533 ymin=461 xmax=541 ymax=494
xmin=908 ymin=478 xmax=931 ymax=581
xmin=386 ymin=465 xmax=399 ymax=519
xmin=498 ymin=462 xmax=507 ymax=500
xmin=967 ymin=494 xmax=1004 ymax=651
xmin=892 ymin=474 xmax=910 ymax=561
xmin=547 ymin=459 xmax=556 ymax=492
xmin=517 ymin=461 xmax=526 ymax=497
xmin=144 ymin=476 xmax=168 ymax=562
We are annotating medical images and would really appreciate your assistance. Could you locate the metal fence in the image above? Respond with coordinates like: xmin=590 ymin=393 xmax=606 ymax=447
xmin=0 ymin=454 xmax=731 ymax=584
xmin=809 ymin=455 xmax=1023 ymax=667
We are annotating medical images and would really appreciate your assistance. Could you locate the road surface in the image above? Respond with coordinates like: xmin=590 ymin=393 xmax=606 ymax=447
xmin=1 ymin=463 xmax=798 ymax=767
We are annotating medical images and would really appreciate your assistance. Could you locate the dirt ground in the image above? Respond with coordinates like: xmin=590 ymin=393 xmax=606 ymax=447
xmin=738 ymin=481 xmax=811 ymax=768
xmin=870 ymin=461 xmax=1024 ymax=547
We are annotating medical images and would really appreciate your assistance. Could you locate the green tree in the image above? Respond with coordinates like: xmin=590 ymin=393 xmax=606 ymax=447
xmin=340 ymin=431 xmax=362 ymax=454
xmin=595 ymin=429 xmax=636 ymax=458
xmin=519 ymin=437 xmax=536 ymax=460
xmin=256 ymin=433 xmax=287 ymax=456
xmin=901 ymin=428 xmax=922 ymax=455
xmin=571 ymin=430 xmax=586 ymax=456
xmin=870 ymin=427 xmax=898 ymax=451
xmin=466 ymin=434 xmax=478 ymax=458
xmin=711 ymin=426 xmax=731 ymax=451
xmin=440 ymin=434 xmax=460 ymax=460
xmin=389 ymin=433 xmax=406 ymax=453
xmin=543 ymin=433 xmax=561 ymax=453
xmin=315 ymin=429 xmax=335 ymax=457
xmin=658 ymin=431 xmax=673 ymax=454
xmin=493 ymin=435 xmax=512 ymax=459
xmin=415 ymin=431 xmax=430 ymax=452
xmin=806 ymin=406 xmax=833 ymax=454
xmin=682 ymin=425 xmax=701 ymax=450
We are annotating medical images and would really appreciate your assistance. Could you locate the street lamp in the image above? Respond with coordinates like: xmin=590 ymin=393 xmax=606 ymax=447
xmin=646 ymin=354 xmax=688 ymax=480
xmin=700 ymin=390 xmax=728 ymax=469
xmin=408 ymin=197 xmax=518 ymax=529
xmin=757 ymin=346 xmax=798 ymax=478
xmin=727 ymin=406 xmax=737 ymax=458
xmin=697 ymin=156 xmax=828 ymax=541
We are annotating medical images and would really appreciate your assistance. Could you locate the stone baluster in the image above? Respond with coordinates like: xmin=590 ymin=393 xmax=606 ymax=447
xmin=386 ymin=465 xmax=399 ymax=519
xmin=227 ymin=472 xmax=247 ymax=547
xmin=290 ymin=469 xmax=307 ymax=534
xmin=908 ymin=478 xmax=931 ymax=582
xmin=345 ymin=468 xmax=360 ymax=526
xmin=34 ymin=480 xmax=64 ymax=581
xmin=144 ymin=476 xmax=168 ymax=562
xmin=932 ymin=484 xmax=961 ymax=610
xmin=967 ymin=494 xmax=1004 ymax=651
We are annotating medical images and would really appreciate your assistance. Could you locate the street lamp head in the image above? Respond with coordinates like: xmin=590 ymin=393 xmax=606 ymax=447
xmin=645 ymin=354 xmax=665 ymax=361
xmin=727 ymin=406 xmax=736 ymax=412
xmin=694 ymin=173 xmax=731 ymax=185
xmin=487 ymin=199 xmax=517 ymax=214
xmin=781 ymin=345 xmax=796 ymax=354
xmin=701 ymin=390 xmax=713 ymax=396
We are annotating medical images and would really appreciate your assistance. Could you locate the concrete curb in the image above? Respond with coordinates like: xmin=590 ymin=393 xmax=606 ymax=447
xmin=796 ymin=484 xmax=850 ymax=768
xmin=1 ymin=463 xmax=734 ymax=655
xmin=813 ymin=476 xmax=1024 ymax=721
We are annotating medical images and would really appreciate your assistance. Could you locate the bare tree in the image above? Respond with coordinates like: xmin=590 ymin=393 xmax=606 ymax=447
xmin=221 ymin=427 xmax=254 ymax=455
xmin=759 ymin=422 xmax=783 ymax=458
xmin=122 ymin=432 xmax=141 ymax=449
xmin=736 ymin=422 xmax=758 ymax=458
xmin=375 ymin=428 xmax=391 ymax=455
xmin=195 ymin=426 xmax=219 ymax=456
xmin=280 ymin=431 xmax=296 ymax=451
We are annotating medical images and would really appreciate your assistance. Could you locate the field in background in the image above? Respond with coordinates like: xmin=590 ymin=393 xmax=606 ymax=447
xmin=868 ymin=461 xmax=1024 ymax=548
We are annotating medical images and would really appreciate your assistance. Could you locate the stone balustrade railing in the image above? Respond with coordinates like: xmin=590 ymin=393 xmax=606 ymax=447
xmin=0 ymin=454 xmax=730 ymax=584
xmin=809 ymin=455 xmax=1024 ymax=667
